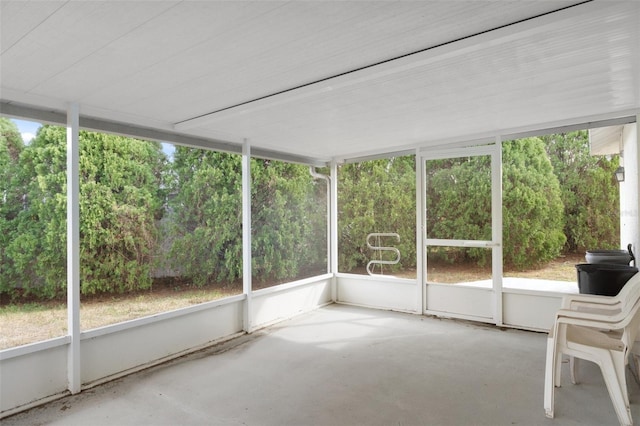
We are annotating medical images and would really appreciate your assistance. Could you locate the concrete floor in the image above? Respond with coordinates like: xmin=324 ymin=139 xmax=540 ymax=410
xmin=3 ymin=304 xmax=640 ymax=426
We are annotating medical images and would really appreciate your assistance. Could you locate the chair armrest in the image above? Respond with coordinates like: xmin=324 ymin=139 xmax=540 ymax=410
xmin=574 ymin=306 xmax=622 ymax=316
xmin=555 ymin=308 xmax=626 ymax=327
xmin=561 ymin=294 xmax=620 ymax=310
xmin=554 ymin=314 xmax=622 ymax=331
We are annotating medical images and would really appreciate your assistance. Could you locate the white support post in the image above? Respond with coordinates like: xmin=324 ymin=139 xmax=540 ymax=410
xmin=325 ymin=174 xmax=331 ymax=275
xmin=330 ymin=160 xmax=339 ymax=302
xmin=242 ymin=140 xmax=253 ymax=332
xmin=309 ymin=167 xmax=331 ymax=274
xmin=628 ymin=114 xmax=640 ymax=256
xmin=415 ymin=149 xmax=425 ymax=314
xmin=619 ymin=117 xmax=639 ymax=255
xmin=66 ymin=103 xmax=81 ymax=394
xmin=491 ymin=137 xmax=504 ymax=326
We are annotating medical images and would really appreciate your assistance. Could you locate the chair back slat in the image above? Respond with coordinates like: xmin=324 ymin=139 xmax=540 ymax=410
xmin=619 ymin=272 xmax=640 ymax=318
xmin=613 ymin=271 xmax=640 ymax=305
xmin=623 ymin=297 xmax=640 ymax=352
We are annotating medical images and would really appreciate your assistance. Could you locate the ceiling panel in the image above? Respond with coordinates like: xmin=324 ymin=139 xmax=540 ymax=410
xmin=2 ymin=2 xmax=181 ymax=91
xmin=131 ymin=1 xmax=583 ymax=123
xmin=0 ymin=1 xmax=65 ymax=54
xmin=1 ymin=1 xmax=638 ymax=163
xmin=175 ymin=1 xmax=639 ymax=159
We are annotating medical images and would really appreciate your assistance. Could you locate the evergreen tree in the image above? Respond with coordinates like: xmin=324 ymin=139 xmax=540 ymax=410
xmin=426 ymin=139 xmax=566 ymax=268
xmin=338 ymin=156 xmax=416 ymax=273
xmin=543 ymin=131 xmax=619 ymax=252
xmin=167 ymin=149 xmax=243 ymax=285
xmin=502 ymin=138 xmax=566 ymax=267
xmin=167 ymin=148 xmax=326 ymax=286
xmin=0 ymin=125 xmax=167 ymax=298
xmin=0 ymin=121 xmax=623 ymax=299
xmin=0 ymin=119 xmax=27 ymax=295
xmin=425 ymin=154 xmax=493 ymax=265
xmin=251 ymin=159 xmax=326 ymax=282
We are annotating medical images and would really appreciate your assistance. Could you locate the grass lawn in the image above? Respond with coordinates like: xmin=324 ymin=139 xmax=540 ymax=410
xmin=0 ymin=254 xmax=585 ymax=350
xmin=0 ymin=282 xmax=242 ymax=350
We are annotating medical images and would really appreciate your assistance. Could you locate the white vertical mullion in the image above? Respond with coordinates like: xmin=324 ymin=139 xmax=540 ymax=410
xmin=242 ymin=140 xmax=253 ymax=332
xmin=415 ymin=149 xmax=425 ymax=314
xmin=66 ymin=103 xmax=81 ymax=394
xmin=635 ymin=113 xmax=640 ymax=256
xmin=330 ymin=160 xmax=339 ymax=302
xmin=492 ymin=137 xmax=504 ymax=326
xmin=325 ymin=177 xmax=331 ymax=274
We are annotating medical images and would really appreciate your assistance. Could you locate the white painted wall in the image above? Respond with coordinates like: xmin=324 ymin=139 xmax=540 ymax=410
xmin=502 ymin=291 xmax=563 ymax=331
xmin=336 ymin=274 xmax=418 ymax=313
xmin=252 ymin=275 xmax=333 ymax=328
xmin=426 ymin=284 xmax=493 ymax=321
xmin=0 ymin=340 xmax=69 ymax=415
xmin=0 ymin=278 xmax=332 ymax=417
xmin=80 ymin=298 xmax=245 ymax=385
xmin=335 ymin=274 xmax=566 ymax=330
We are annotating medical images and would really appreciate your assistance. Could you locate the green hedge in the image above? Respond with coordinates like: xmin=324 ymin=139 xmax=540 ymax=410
xmin=0 ymin=117 xmax=620 ymax=300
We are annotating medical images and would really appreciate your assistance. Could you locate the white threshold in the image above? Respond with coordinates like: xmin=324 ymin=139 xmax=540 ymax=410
xmin=447 ymin=277 xmax=578 ymax=294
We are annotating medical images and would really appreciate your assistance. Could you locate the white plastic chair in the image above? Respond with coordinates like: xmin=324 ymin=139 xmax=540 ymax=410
xmin=561 ymin=273 xmax=640 ymax=385
xmin=544 ymin=272 xmax=640 ymax=425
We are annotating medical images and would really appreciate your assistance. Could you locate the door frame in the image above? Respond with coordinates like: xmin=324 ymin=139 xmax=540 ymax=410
xmin=419 ymin=140 xmax=503 ymax=324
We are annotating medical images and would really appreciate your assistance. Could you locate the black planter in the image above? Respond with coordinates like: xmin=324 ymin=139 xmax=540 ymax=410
xmin=575 ymin=263 xmax=638 ymax=296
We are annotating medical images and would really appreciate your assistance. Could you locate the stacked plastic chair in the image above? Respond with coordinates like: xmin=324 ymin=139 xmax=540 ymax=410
xmin=544 ymin=271 xmax=640 ymax=425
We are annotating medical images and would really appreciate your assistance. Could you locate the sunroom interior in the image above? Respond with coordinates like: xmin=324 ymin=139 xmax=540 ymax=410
xmin=1 ymin=0 xmax=639 ymax=423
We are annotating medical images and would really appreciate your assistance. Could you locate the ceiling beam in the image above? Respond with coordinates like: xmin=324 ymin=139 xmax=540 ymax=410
xmin=0 ymin=101 xmax=329 ymax=167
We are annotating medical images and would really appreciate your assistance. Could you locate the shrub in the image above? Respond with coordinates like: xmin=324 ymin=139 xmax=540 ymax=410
xmin=338 ymin=156 xmax=416 ymax=273
xmin=167 ymin=149 xmax=326 ymax=285
xmin=543 ymin=131 xmax=619 ymax=252
xmin=0 ymin=125 xmax=167 ymax=299
xmin=502 ymin=138 xmax=566 ymax=268
xmin=425 ymin=139 xmax=566 ymax=269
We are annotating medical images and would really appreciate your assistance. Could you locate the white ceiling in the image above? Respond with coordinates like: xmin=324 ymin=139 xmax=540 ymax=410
xmin=1 ymin=1 xmax=638 ymax=163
